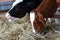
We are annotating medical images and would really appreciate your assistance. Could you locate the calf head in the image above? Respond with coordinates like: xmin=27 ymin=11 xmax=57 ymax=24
xmin=7 ymin=2 xmax=28 ymax=18
xmin=6 ymin=2 xmax=29 ymax=22
xmin=34 ymin=10 xmax=45 ymax=32
xmin=30 ymin=10 xmax=45 ymax=33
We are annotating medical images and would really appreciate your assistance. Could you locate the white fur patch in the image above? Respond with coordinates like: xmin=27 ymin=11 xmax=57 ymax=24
xmin=30 ymin=12 xmax=36 ymax=33
xmin=48 ymin=18 xmax=51 ymax=23
xmin=13 ymin=0 xmax=23 ymax=6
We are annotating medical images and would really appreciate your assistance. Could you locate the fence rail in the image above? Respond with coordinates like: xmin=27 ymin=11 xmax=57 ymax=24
xmin=0 ymin=0 xmax=15 ymax=2
xmin=0 ymin=1 xmax=14 ymax=11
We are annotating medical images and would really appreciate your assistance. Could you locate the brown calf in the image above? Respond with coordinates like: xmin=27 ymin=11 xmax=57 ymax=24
xmin=31 ymin=0 xmax=60 ymax=33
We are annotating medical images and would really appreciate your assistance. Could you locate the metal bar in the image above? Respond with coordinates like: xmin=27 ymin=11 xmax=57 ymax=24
xmin=48 ymin=15 xmax=60 ymax=18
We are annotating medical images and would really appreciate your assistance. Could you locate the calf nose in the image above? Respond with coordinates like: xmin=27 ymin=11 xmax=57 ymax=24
xmin=6 ymin=12 xmax=10 ymax=19
xmin=5 ymin=12 xmax=14 ymax=22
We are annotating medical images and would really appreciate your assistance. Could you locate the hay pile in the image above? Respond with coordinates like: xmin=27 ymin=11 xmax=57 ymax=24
xmin=0 ymin=17 xmax=60 ymax=40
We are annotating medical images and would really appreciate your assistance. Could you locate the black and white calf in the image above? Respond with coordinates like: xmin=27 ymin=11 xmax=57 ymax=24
xmin=6 ymin=0 xmax=23 ymax=22
xmin=6 ymin=0 xmax=42 ymax=33
xmin=6 ymin=0 xmax=42 ymax=22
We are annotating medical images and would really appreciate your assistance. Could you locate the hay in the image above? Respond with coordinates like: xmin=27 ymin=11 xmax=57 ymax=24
xmin=0 ymin=14 xmax=60 ymax=40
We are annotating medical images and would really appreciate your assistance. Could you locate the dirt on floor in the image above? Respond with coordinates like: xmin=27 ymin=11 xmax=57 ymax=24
xmin=0 ymin=12 xmax=60 ymax=40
